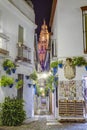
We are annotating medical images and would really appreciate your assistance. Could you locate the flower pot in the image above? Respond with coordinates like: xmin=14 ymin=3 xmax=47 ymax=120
xmin=53 ymin=67 xmax=57 ymax=75
xmin=33 ymin=84 xmax=36 ymax=88
xmin=3 ymin=66 xmax=8 ymax=71
xmin=58 ymin=64 xmax=63 ymax=68
xmin=15 ymin=79 xmax=18 ymax=82
xmin=52 ymin=89 xmax=55 ymax=93
xmin=9 ymin=84 xmax=13 ymax=88
xmin=28 ymin=84 xmax=31 ymax=88
xmin=12 ymin=68 xmax=16 ymax=73
xmin=85 ymin=66 xmax=87 ymax=71
xmin=6 ymin=69 xmax=11 ymax=75
xmin=25 ymin=75 xmax=29 ymax=79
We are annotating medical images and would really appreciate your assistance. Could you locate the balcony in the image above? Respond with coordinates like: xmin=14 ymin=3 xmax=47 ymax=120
xmin=0 ymin=32 xmax=9 ymax=55
xmin=15 ymin=43 xmax=31 ymax=64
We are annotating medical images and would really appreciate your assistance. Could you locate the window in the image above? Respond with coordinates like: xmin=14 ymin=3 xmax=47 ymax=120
xmin=18 ymin=25 xmax=24 ymax=43
xmin=81 ymin=6 xmax=87 ymax=53
xmin=51 ymin=39 xmax=57 ymax=58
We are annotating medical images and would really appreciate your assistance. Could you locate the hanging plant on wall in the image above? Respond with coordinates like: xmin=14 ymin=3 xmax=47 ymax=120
xmin=2 ymin=59 xmax=16 ymax=74
xmin=84 ymin=62 xmax=87 ymax=71
xmin=50 ymin=61 xmax=58 ymax=75
xmin=46 ymin=75 xmax=54 ymax=92
xmin=15 ymin=80 xmax=23 ymax=89
xmin=58 ymin=60 xmax=63 ymax=68
xmin=1 ymin=75 xmax=14 ymax=87
xmin=30 ymin=70 xmax=37 ymax=81
xmin=72 ymin=56 xmax=86 ymax=67
xmin=50 ymin=61 xmax=58 ymax=68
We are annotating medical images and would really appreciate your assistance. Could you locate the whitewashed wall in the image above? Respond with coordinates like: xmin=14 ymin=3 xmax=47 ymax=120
xmin=0 ymin=0 xmax=36 ymax=118
xmin=51 ymin=0 xmax=87 ymax=118
xmin=52 ymin=0 xmax=87 ymax=81
xmin=23 ymin=77 xmax=34 ymax=118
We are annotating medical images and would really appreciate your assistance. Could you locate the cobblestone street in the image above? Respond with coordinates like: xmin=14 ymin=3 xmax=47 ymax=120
xmin=0 ymin=115 xmax=87 ymax=130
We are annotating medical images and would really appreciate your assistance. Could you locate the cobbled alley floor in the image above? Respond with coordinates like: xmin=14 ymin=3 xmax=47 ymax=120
xmin=0 ymin=115 xmax=87 ymax=130
xmin=0 ymin=108 xmax=87 ymax=130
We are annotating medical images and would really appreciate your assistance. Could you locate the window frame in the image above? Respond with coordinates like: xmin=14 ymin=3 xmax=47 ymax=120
xmin=81 ymin=6 xmax=87 ymax=53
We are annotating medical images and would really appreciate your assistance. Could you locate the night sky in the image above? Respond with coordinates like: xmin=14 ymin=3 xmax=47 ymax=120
xmin=31 ymin=0 xmax=53 ymax=40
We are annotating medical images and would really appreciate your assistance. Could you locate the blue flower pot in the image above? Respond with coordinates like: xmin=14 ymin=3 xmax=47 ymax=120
xmin=53 ymin=67 xmax=57 ymax=75
xmin=58 ymin=64 xmax=63 ymax=68
xmin=4 ymin=66 xmax=8 ymax=71
xmin=6 ymin=70 xmax=11 ymax=75
xmin=12 ymin=68 xmax=16 ymax=73
xmin=9 ymin=84 xmax=13 ymax=88
xmin=85 ymin=66 xmax=87 ymax=71
xmin=25 ymin=75 xmax=29 ymax=79
xmin=28 ymin=84 xmax=31 ymax=88
xmin=15 ymin=79 xmax=18 ymax=82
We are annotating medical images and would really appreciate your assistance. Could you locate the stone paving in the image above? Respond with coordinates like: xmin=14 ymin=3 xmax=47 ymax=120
xmin=0 ymin=115 xmax=87 ymax=130
xmin=0 ymin=108 xmax=87 ymax=130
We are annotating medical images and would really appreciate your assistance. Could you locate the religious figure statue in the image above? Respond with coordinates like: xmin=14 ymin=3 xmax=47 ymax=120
xmin=64 ymin=58 xmax=76 ymax=79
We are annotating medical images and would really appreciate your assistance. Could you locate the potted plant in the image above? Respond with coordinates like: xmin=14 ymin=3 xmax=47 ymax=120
xmin=50 ymin=61 xmax=58 ymax=68
xmin=15 ymin=80 xmax=23 ymax=89
xmin=72 ymin=56 xmax=86 ymax=67
xmin=2 ymin=59 xmax=16 ymax=74
xmin=50 ymin=61 xmax=58 ymax=75
xmin=1 ymin=75 xmax=14 ymax=87
xmin=84 ymin=62 xmax=87 ymax=71
xmin=25 ymin=75 xmax=29 ymax=80
xmin=46 ymin=75 xmax=54 ymax=92
xmin=58 ymin=60 xmax=63 ymax=68
xmin=30 ymin=71 xmax=37 ymax=81
xmin=36 ymin=84 xmax=41 ymax=96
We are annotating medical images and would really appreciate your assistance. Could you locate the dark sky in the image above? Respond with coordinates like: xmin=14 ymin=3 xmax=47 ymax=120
xmin=31 ymin=0 xmax=53 ymax=40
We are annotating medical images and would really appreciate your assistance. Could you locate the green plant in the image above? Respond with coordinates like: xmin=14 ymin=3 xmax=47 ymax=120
xmin=50 ymin=61 xmax=58 ymax=68
xmin=36 ymin=84 xmax=41 ymax=96
xmin=30 ymin=71 xmax=37 ymax=81
xmin=1 ymin=75 xmax=14 ymax=87
xmin=15 ymin=80 xmax=23 ymax=89
xmin=58 ymin=60 xmax=63 ymax=64
xmin=0 ymin=103 xmax=2 ymax=125
xmin=3 ymin=59 xmax=15 ymax=68
xmin=85 ymin=62 xmax=87 ymax=66
xmin=72 ymin=57 xmax=86 ymax=66
xmin=46 ymin=75 xmax=54 ymax=91
xmin=1 ymin=97 xmax=26 ymax=126
xmin=2 ymin=59 xmax=16 ymax=74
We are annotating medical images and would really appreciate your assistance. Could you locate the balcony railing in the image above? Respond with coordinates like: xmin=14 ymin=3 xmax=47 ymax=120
xmin=15 ymin=43 xmax=31 ymax=63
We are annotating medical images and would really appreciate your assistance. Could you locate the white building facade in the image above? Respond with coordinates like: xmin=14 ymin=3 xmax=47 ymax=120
xmin=0 ymin=0 xmax=36 ymax=118
xmin=51 ymin=0 xmax=87 ymax=120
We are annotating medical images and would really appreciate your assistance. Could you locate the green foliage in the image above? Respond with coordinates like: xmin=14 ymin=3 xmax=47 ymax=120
xmin=58 ymin=60 xmax=63 ymax=64
xmin=30 ymin=71 xmax=37 ymax=81
xmin=85 ymin=62 xmax=87 ymax=66
xmin=2 ymin=59 xmax=16 ymax=69
xmin=46 ymin=75 xmax=54 ymax=91
xmin=50 ymin=61 xmax=58 ymax=68
xmin=15 ymin=80 xmax=23 ymax=89
xmin=2 ymin=59 xmax=16 ymax=74
xmin=45 ymin=75 xmax=58 ymax=93
xmin=1 ymin=75 xmax=14 ymax=87
xmin=1 ymin=97 xmax=26 ymax=126
xmin=0 ymin=103 xmax=2 ymax=125
xmin=44 ymin=86 xmax=49 ymax=96
xmin=72 ymin=57 xmax=86 ymax=66
xmin=36 ymin=84 xmax=41 ymax=96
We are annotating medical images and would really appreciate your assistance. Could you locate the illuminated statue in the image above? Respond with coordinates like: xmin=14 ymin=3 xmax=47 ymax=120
xmin=38 ymin=20 xmax=49 ymax=70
